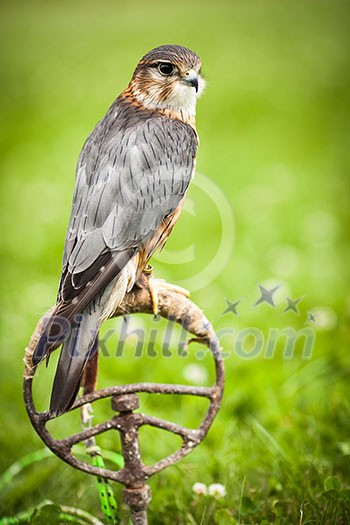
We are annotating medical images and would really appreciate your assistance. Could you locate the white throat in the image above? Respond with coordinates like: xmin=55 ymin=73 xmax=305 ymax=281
xmin=132 ymin=76 xmax=206 ymax=123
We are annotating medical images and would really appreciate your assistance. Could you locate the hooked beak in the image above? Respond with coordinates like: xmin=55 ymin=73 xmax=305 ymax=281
xmin=183 ymin=69 xmax=199 ymax=93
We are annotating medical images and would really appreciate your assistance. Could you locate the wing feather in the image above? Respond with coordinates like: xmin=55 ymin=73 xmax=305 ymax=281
xmin=58 ymin=98 xmax=198 ymax=320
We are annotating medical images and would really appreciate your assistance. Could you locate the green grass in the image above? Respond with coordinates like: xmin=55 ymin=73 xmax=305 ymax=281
xmin=0 ymin=0 xmax=349 ymax=523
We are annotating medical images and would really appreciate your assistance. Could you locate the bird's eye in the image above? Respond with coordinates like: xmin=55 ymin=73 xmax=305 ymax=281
xmin=158 ymin=63 xmax=175 ymax=76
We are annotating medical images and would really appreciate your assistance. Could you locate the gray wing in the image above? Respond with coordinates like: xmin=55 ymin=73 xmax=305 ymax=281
xmin=57 ymin=99 xmax=198 ymax=319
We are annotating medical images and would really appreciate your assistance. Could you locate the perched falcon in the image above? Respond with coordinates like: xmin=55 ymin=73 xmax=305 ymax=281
xmin=32 ymin=44 xmax=205 ymax=416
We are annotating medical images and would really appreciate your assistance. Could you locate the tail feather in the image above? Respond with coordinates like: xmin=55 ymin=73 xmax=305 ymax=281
xmin=49 ymin=307 xmax=100 ymax=416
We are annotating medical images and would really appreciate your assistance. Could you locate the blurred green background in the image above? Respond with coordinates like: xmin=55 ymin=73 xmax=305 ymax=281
xmin=0 ymin=0 xmax=349 ymax=523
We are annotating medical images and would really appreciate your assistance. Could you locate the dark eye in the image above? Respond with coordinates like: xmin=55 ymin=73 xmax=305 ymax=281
xmin=158 ymin=62 xmax=175 ymax=76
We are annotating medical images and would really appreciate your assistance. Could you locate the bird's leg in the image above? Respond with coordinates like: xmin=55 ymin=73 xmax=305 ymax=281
xmin=142 ymin=265 xmax=190 ymax=316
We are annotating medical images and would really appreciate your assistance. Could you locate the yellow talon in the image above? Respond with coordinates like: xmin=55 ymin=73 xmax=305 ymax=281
xmin=148 ymin=275 xmax=159 ymax=316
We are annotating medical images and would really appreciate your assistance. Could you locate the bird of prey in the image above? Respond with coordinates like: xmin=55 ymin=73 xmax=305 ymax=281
xmin=32 ymin=44 xmax=205 ymax=416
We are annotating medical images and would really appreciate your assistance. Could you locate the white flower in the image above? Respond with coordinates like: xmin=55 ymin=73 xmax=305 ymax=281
xmin=312 ymin=306 xmax=338 ymax=331
xmin=183 ymin=364 xmax=208 ymax=384
xmin=192 ymin=482 xmax=207 ymax=496
xmin=208 ymin=483 xmax=226 ymax=498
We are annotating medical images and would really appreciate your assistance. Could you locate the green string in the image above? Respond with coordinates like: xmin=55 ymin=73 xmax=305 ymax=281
xmin=91 ymin=451 xmax=119 ymax=524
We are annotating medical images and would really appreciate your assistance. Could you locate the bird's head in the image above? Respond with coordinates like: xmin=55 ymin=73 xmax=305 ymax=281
xmin=129 ymin=44 xmax=205 ymax=122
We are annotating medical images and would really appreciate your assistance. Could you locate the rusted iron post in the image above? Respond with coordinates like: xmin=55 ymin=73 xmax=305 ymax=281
xmin=112 ymin=394 xmax=151 ymax=525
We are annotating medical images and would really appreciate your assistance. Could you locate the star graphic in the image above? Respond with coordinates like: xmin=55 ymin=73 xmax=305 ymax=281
xmin=282 ymin=296 xmax=304 ymax=315
xmin=254 ymin=284 xmax=280 ymax=308
xmin=222 ymin=298 xmax=242 ymax=316
xmin=306 ymin=311 xmax=318 ymax=324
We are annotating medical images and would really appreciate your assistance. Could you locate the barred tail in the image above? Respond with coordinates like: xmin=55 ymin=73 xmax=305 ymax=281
xmin=49 ymin=306 xmax=101 ymax=416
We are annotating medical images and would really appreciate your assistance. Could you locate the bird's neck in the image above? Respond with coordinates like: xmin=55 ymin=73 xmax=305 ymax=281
xmin=121 ymin=83 xmax=197 ymax=129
